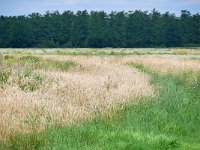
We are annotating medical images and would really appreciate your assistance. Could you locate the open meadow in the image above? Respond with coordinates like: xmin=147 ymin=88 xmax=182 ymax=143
xmin=0 ymin=48 xmax=200 ymax=150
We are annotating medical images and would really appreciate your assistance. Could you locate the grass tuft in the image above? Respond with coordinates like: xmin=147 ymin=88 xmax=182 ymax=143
xmin=41 ymin=60 xmax=77 ymax=71
xmin=18 ymin=70 xmax=43 ymax=91
xmin=19 ymin=56 xmax=40 ymax=63
xmin=0 ymin=71 xmax=10 ymax=87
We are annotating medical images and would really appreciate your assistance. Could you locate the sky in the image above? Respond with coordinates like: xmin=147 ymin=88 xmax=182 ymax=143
xmin=0 ymin=0 xmax=200 ymax=16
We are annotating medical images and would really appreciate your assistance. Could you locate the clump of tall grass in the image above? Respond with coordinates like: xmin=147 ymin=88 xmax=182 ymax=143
xmin=172 ymin=49 xmax=189 ymax=55
xmin=18 ymin=56 xmax=77 ymax=71
xmin=19 ymin=56 xmax=40 ymax=63
xmin=172 ymin=49 xmax=200 ymax=55
xmin=3 ymin=55 xmax=78 ymax=72
xmin=0 ymin=53 xmax=3 ymax=68
xmin=3 ymin=55 xmax=19 ymax=64
xmin=0 ymin=71 xmax=10 ymax=88
xmin=18 ymin=70 xmax=43 ymax=91
xmin=0 ymin=55 xmax=9 ymax=87
xmin=41 ymin=60 xmax=77 ymax=71
xmin=4 ymin=55 xmax=14 ymax=60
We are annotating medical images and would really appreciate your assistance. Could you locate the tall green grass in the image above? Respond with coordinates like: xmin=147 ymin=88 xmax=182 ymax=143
xmin=3 ymin=55 xmax=78 ymax=72
xmin=0 ymin=71 xmax=10 ymax=88
xmin=2 ymin=63 xmax=200 ymax=150
xmin=41 ymin=59 xmax=77 ymax=71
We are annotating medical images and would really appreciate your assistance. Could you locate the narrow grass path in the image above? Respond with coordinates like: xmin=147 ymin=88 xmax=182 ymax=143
xmin=3 ymin=63 xmax=200 ymax=150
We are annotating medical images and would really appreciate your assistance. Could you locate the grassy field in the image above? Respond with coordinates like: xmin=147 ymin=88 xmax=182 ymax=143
xmin=1 ymin=48 xmax=200 ymax=56
xmin=0 ymin=48 xmax=200 ymax=149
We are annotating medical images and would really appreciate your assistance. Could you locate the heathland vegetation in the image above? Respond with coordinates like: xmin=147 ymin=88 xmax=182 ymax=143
xmin=0 ymin=10 xmax=200 ymax=48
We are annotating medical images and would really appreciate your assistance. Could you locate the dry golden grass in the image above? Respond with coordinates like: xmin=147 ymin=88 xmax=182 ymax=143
xmin=0 ymin=55 xmax=153 ymax=141
xmin=172 ymin=48 xmax=200 ymax=55
xmin=123 ymin=57 xmax=200 ymax=74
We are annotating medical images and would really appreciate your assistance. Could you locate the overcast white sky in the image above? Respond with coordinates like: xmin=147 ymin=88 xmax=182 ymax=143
xmin=0 ymin=0 xmax=200 ymax=16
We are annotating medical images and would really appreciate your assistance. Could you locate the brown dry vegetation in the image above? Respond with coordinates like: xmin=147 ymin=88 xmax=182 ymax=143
xmin=172 ymin=48 xmax=200 ymax=55
xmin=123 ymin=57 xmax=200 ymax=74
xmin=0 ymin=55 xmax=153 ymax=142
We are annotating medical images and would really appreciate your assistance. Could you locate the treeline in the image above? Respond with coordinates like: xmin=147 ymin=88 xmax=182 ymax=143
xmin=0 ymin=10 xmax=200 ymax=48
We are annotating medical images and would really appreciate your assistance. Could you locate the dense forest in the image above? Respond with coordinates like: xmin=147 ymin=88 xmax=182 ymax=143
xmin=0 ymin=9 xmax=199 ymax=48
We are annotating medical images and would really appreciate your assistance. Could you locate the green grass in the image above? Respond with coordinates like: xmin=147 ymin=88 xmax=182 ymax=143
xmin=19 ymin=56 xmax=78 ymax=71
xmin=0 ymin=71 xmax=10 ymax=87
xmin=2 ymin=55 xmax=78 ymax=72
xmin=41 ymin=59 xmax=77 ymax=71
xmin=2 ymin=63 xmax=200 ymax=150
xmin=19 ymin=56 xmax=41 ymax=63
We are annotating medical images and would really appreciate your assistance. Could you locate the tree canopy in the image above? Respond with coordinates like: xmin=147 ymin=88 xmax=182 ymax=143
xmin=0 ymin=10 xmax=199 ymax=48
